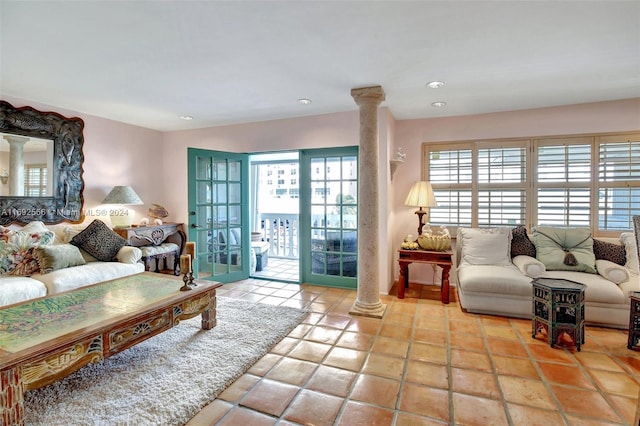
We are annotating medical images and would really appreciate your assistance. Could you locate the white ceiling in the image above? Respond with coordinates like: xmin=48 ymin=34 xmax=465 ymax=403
xmin=1 ymin=1 xmax=639 ymax=132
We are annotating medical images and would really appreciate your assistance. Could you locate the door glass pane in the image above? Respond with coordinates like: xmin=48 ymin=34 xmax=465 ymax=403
xmin=214 ymin=183 xmax=227 ymax=204
xmin=228 ymin=205 xmax=241 ymax=227
xmin=196 ymin=182 xmax=211 ymax=204
xmin=228 ymin=183 xmax=241 ymax=203
xmin=228 ymin=160 xmax=241 ymax=181
xmin=213 ymin=159 xmax=227 ymax=180
xmin=196 ymin=157 xmax=211 ymax=180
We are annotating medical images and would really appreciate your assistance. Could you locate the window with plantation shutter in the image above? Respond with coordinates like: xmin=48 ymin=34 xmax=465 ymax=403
xmin=24 ymin=164 xmax=47 ymax=197
xmin=426 ymin=145 xmax=473 ymax=227
xmin=536 ymin=138 xmax=591 ymax=227
xmin=422 ymin=132 xmax=640 ymax=236
xmin=597 ymin=135 xmax=640 ymax=230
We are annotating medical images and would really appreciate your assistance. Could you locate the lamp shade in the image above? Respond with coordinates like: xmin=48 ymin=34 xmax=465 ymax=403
xmin=102 ymin=186 xmax=144 ymax=205
xmin=404 ymin=181 xmax=438 ymax=208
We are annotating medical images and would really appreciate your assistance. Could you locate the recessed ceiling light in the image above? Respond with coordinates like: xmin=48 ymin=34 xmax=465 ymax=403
xmin=297 ymin=98 xmax=312 ymax=105
xmin=426 ymin=81 xmax=445 ymax=89
xmin=179 ymin=115 xmax=193 ymax=121
xmin=431 ymin=101 xmax=447 ymax=107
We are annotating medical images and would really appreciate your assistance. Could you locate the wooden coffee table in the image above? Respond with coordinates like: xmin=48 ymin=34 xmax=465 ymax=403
xmin=0 ymin=272 xmax=221 ymax=425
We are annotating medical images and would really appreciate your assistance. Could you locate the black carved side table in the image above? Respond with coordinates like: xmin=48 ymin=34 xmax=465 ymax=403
xmin=532 ymin=278 xmax=585 ymax=351
xmin=627 ymin=292 xmax=640 ymax=349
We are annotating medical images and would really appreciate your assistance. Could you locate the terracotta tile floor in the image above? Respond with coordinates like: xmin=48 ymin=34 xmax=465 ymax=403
xmin=186 ymin=279 xmax=640 ymax=426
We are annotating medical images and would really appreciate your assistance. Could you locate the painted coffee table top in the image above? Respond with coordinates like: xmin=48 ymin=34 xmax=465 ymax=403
xmin=0 ymin=273 xmax=214 ymax=355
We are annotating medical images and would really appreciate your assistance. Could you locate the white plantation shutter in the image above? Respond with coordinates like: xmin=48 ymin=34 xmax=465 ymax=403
xmin=535 ymin=138 xmax=591 ymax=227
xmin=597 ymin=135 xmax=640 ymax=230
xmin=24 ymin=164 xmax=47 ymax=196
xmin=422 ymin=132 xmax=640 ymax=235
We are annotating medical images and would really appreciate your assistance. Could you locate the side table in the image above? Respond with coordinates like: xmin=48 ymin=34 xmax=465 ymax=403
xmin=627 ymin=291 xmax=640 ymax=349
xmin=532 ymin=278 xmax=585 ymax=351
xmin=397 ymin=249 xmax=453 ymax=303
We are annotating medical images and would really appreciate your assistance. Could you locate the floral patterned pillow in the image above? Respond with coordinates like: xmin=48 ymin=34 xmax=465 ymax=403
xmin=0 ymin=230 xmax=55 ymax=276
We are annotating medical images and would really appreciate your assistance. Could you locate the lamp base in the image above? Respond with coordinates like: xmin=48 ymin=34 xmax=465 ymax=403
xmin=110 ymin=208 xmax=133 ymax=228
xmin=415 ymin=208 xmax=427 ymax=236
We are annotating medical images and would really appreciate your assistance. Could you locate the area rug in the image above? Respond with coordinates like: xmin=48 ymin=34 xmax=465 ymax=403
xmin=23 ymin=297 xmax=307 ymax=426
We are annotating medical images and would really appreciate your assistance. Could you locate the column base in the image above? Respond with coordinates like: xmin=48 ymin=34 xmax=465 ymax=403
xmin=349 ymin=300 xmax=387 ymax=319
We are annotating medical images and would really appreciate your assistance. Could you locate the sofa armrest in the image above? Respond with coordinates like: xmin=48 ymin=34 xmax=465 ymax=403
xmin=116 ymin=246 xmax=143 ymax=264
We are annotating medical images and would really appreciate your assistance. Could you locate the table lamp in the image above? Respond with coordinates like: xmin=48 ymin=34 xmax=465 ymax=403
xmin=102 ymin=185 xmax=144 ymax=228
xmin=404 ymin=181 xmax=438 ymax=236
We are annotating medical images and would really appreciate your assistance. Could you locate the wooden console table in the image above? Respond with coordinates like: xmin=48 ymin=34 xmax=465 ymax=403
xmin=114 ymin=223 xmax=186 ymax=274
xmin=397 ymin=249 xmax=453 ymax=303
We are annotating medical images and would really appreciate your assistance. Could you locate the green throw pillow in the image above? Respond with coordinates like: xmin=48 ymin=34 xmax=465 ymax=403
xmin=533 ymin=227 xmax=596 ymax=274
xmin=34 ymin=244 xmax=86 ymax=273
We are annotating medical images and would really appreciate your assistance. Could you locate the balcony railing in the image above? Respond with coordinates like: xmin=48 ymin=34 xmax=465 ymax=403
xmin=257 ymin=213 xmax=299 ymax=259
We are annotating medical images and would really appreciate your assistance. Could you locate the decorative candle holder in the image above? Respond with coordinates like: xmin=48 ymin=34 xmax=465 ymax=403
xmin=188 ymin=271 xmax=197 ymax=286
xmin=180 ymin=273 xmax=192 ymax=291
xmin=180 ymin=274 xmax=193 ymax=291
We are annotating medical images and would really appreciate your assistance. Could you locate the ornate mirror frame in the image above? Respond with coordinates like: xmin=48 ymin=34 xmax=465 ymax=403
xmin=0 ymin=101 xmax=85 ymax=225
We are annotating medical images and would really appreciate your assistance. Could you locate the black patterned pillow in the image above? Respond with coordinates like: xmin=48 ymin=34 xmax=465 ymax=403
xmin=593 ymin=239 xmax=627 ymax=266
xmin=511 ymin=225 xmax=536 ymax=258
xmin=70 ymin=220 xmax=126 ymax=261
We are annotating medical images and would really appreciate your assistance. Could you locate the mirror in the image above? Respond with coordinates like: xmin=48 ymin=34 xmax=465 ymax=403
xmin=0 ymin=133 xmax=54 ymax=197
xmin=0 ymin=101 xmax=85 ymax=225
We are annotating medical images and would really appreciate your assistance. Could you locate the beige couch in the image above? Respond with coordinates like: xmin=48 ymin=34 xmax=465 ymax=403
xmin=455 ymin=226 xmax=640 ymax=329
xmin=0 ymin=221 xmax=144 ymax=307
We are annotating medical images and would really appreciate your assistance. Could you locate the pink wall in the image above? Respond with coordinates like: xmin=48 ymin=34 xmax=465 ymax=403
xmin=161 ymin=110 xmax=361 ymax=224
xmin=390 ymin=98 xmax=640 ymax=286
xmin=1 ymin=96 xmax=164 ymax=226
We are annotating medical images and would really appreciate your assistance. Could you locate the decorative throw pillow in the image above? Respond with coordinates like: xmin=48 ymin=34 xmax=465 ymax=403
xmin=70 ymin=220 xmax=126 ymax=262
xmin=511 ymin=225 xmax=536 ymax=258
xmin=592 ymin=239 xmax=627 ymax=266
xmin=595 ymin=259 xmax=630 ymax=285
xmin=0 ymin=230 xmax=55 ymax=276
xmin=34 ymin=244 xmax=86 ymax=273
xmin=458 ymin=227 xmax=512 ymax=266
xmin=512 ymin=255 xmax=546 ymax=278
xmin=533 ymin=227 xmax=596 ymax=274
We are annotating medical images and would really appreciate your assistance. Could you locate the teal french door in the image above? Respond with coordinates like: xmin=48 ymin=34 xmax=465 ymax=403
xmin=300 ymin=147 xmax=358 ymax=288
xmin=187 ymin=148 xmax=250 ymax=283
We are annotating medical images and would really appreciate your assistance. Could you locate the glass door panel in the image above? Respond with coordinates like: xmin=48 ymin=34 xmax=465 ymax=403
xmin=188 ymin=149 xmax=249 ymax=283
xmin=300 ymin=147 xmax=358 ymax=288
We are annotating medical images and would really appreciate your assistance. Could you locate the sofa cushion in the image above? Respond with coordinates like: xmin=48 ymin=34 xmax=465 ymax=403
xmin=32 ymin=261 xmax=145 ymax=294
xmin=458 ymin=227 xmax=512 ymax=266
xmin=0 ymin=230 xmax=55 ymax=276
xmin=34 ymin=244 xmax=86 ymax=274
xmin=511 ymin=226 xmax=536 ymax=258
xmin=70 ymin=220 xmax=126 ymax=262
xmin=533 ymin=227 xmax=596 ymax=274
xmin=595 ymin=259 xmax=630 ymax=285
xmin=543 ymin=270 xmax=627 ymax=305
xmin=0 ymin=276 xmax=47 ymax=307
xmin=593 ymin=239 xmax=626 ymax=266
xmin=458 ymin=264 xmax=533 ymax=297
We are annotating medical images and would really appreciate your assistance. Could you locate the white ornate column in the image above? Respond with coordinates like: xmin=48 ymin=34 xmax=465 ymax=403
xmin=4 ymin=135 xmax=28 ymax=196
xmin=349 ymin=86 xmax=387 ymax=318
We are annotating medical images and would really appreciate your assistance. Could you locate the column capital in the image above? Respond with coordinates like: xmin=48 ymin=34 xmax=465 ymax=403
xmin=351 ymin=85 xmax=385 ymax=107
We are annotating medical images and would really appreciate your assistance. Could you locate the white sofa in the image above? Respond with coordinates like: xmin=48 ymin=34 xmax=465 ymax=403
xmin=455 ymin=226 xmax=640 ymax=329
xmin=0 ymin=221 xmax=144 ymax=307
